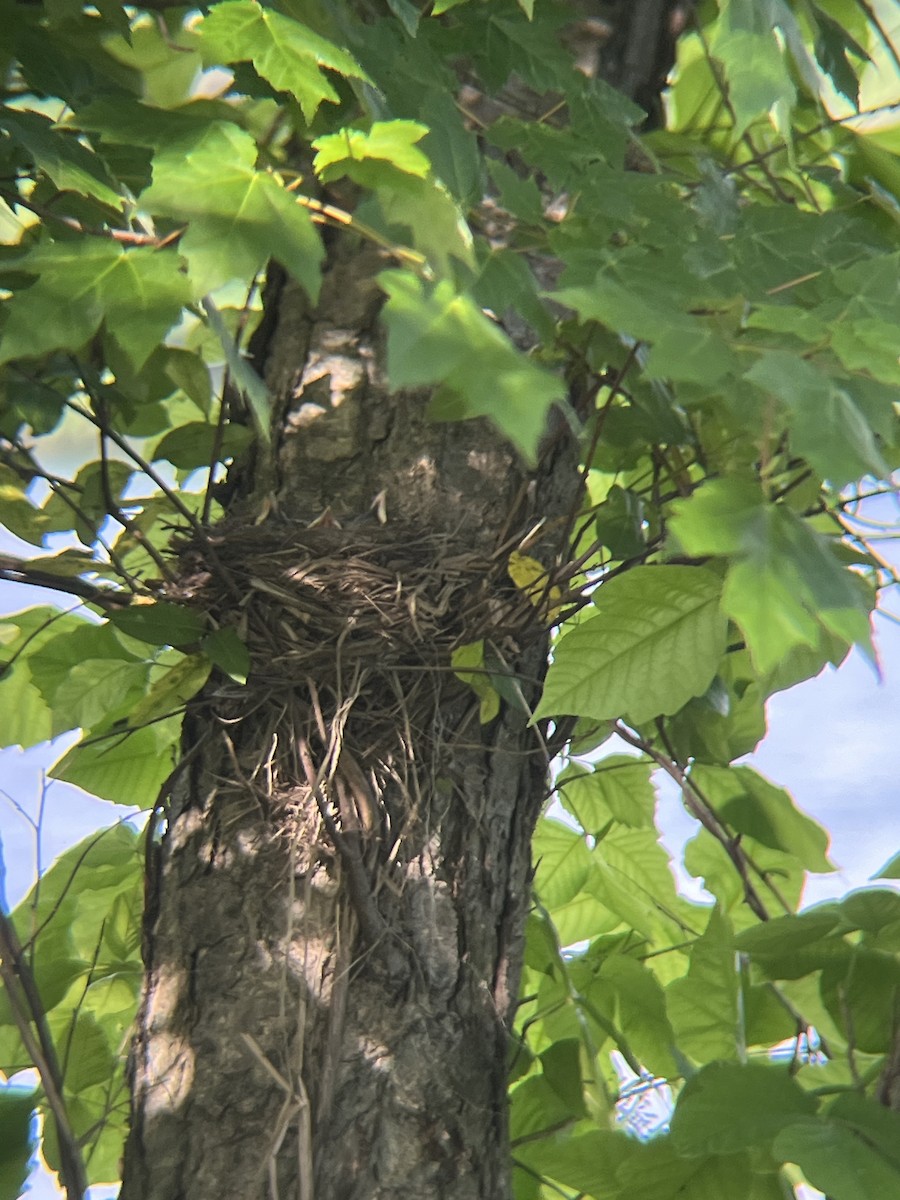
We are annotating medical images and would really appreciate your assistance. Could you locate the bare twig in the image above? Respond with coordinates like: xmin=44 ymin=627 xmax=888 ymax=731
xmin=613 ymin=720 xmax=770 ymax=921
xmin=0 ymin=907 xmax=87 ymax=1200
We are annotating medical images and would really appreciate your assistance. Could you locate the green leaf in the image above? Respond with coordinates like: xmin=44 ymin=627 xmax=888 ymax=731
xmin=52 ymin=717 xmax=181 ymax=806
xmin=669 ymin=476 xmax=765 ymax=558
xmin=0 ymin=1085 xmax=36 ymax=1200
xmin=141 ymin=122 xmax=323 ymax=297
xmin=717 ymin=504 xmax=872 ymax=675
xmin=616 ymin=1137 xmax=786 ymax=1200
xmin=474 ymin=248 xmax=555 ymax=341
xmin=559 ymin=756 xmax=656 ymax=832
xmin=128 ymin=654 xmax=211 ymax=726
xmin=154 ymin=419 xmax=253 ymax=470
xmin=386 ymin=0 xmax=420 ymax=36
xmin=0 ymin=663 xmax=52 ymax=747
xmin=775 ymin=1114 xmax=900 ymax=1200
xmin=535 ymin=566 xmax=727 ymax=724
xmin=64 ymin=1013 xmax=118 ymax=1094
xmin=533 ymin=819 xmax=592 ymax=910
xmin=379 ymin=269 xmax=562 ymax=460
xmin=313 ymin=121 xmax=431 ymax=182
xmin=0 ymin=608 xmax=104 ymax=746
xmin=108 ymin=602 xmax=206 ymax=648
xmin=26 ymin=620 xmax=143 ymax=705
xmin=52 ymin=657 xmax=151 ymax=735
xmin=684 ymin=829 xmax=806 ymax=929
xmin=201 ymin=295 xmax=273 ymax=445
xmin=734 ymin=907 xmax=842 ymax=958
xmin=589 ymin=824 xmax=689 ymax=943
xmin=451 ymin=639 xmax=500 ymax=724
xmin=645 ymin=326 xmax=738 ymax=385
xmin=671 ymin=1061 xmax=816 ymax=1156
xmin=691 ymin=764 xmax=833 ymax=873
xmin=667 ymin=908 xmax=740 ymax=1063
xmin=599 ymin=955 xmax=678 ymax=1078
xmin=515 ymin=1130 xmax=635 ymax=1200
xmin=361 ymin=177 xmax=475 ymax=276
xmin=873 ymin=851 xmax=900 ymax=880
xmin=812 ymin=8 xmax=866 ymax=107
xmin=0 ymin=242 xmax=190 ymax=371
xmin=1 ymin=825 xmax=143 ymax=1029
xmin=199 ymin=0 xmax=369 ymax=121
xmin=746 ymin=350 xmax=889 ymax=485
xmin=594 ymin=486 xmax=646 ymax=560
xmin=820 ymin=947 xmax=900 ymax=1053
xmin=710 ymin=20 xmax=796 ymax=136
xmin=539 ymin=1038 xmax=587 ymax=1116
xmin=203 ymin=628 xmax=250 ymax=685
xmin=552 ymin=269 xmax=696 ymax=343
xmin=1 ymin=108 xmax=122 ymax=208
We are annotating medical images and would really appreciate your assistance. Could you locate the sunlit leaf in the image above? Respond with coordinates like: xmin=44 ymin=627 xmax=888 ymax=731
xmin=667 ymin=908 xmax=739 ymax=1063
xmin=199 ymin=0 xmax=370 ymax=121
xmin=535 ymin=567 xmax=727 ymax=724
xmin=141 ymin=122 xmax=323 ymax=296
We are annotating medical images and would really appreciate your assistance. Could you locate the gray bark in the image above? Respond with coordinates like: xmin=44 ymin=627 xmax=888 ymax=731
xmin=121 ymin=240 xmax=577 ymax=1200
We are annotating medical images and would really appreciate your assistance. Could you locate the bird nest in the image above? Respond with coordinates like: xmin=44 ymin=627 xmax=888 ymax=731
xmin=170 ymin=518 xmax=551 ymax=864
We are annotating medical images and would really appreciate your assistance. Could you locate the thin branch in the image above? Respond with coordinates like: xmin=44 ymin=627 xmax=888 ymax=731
xmin=0 ymin=187 xmax=181 ymax=247
xmin=0 ymin=602 xmax=86 ymax=684
xmin=202 ymin=271 xmax=263 ymax=525
xmin=2 ymin=430 xmax=143 ymax=592
xmin=0 ymin=907 xmax=87 ymax=1200
xmin=614 ymin=720 xmax=770 ymax=921
xmin=64 ymin=397 xmax=204 ymax=531
xmin=86 ymin=385 xmax=176 ymax=584
xmin=0 ymin=554 xmax=133 ymax=610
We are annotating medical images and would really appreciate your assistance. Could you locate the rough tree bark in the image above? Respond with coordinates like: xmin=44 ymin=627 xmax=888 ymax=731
xmin=120 ymin=8 xmax=684 ymax=1198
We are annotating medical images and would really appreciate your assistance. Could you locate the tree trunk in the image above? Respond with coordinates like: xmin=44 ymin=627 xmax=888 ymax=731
xmin=120 ymin=240 xmax=577 ymax=1200
xmin=120 ymin=8 xmax=682 ymax=1196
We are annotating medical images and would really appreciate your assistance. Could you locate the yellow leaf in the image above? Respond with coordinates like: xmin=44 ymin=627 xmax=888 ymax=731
xmin=451 ymin=639 xmax=500 ymax=724
xmin=507 ymin=551 xmax=562 ymax=621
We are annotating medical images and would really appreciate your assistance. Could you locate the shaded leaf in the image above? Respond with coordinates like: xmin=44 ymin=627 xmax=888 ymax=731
xmin=203 ymin=627 xmax=250 ymax=685
xmin=775 ymin=1115 xmax=900 ymax=1200
xmin=691 ymin=764 xmax=833 ymax=873
xmin=671 ymin=1061 xmax=816 ymax=1156
xmin=0 ymin=1085 xmax=36 ymax=1200
xmin=108 ymin=602 xmax=206 ymax=648
xmin=1 ymin=108 xmax=121 ymax=208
